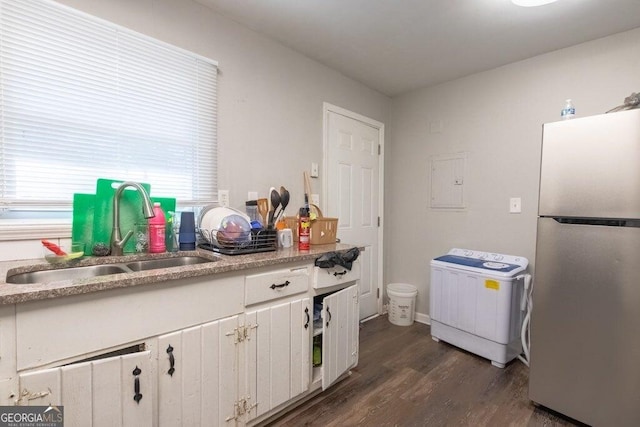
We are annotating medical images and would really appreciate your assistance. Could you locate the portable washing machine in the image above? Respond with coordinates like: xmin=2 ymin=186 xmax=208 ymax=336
xmin=430 ymin=248 xmax=529 ymax=368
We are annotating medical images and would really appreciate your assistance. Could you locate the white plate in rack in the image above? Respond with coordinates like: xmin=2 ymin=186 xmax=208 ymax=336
xmin=198 ymin=205 xmax=251 ymax=243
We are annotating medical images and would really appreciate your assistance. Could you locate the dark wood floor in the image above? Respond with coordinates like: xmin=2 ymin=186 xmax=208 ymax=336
xmin=268 ymin=315 xmax=582 ymax=427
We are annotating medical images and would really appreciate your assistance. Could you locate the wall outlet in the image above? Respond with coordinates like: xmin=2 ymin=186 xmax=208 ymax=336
xmin=218 ymin=190 xmax=230 ymax=207
xmin=247 ymin=191 xmax=258 ymax=201
xmin=509 ymin=197 xmax=522 ymax=214
xmin=311 ymin=194 xmax=320 ymax=206
xmin=311 ymin=162 xmax=319 ymax=178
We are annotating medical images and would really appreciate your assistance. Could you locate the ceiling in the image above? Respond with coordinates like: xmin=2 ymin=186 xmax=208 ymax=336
xmin=196 ymin=0 xmax=640 ymax=97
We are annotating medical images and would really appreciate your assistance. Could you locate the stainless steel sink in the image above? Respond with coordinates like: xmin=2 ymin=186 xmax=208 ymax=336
xmin=6 ymin=265 xmax=130 ymax=284
xmin=126 ymin=256 xmax=216 ymax=271
xmin=5 ymin=255 xmax=219 ymax=284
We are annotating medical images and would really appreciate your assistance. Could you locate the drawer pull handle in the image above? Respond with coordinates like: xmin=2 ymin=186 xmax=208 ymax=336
xmin=333 ymin=270 xmax=348 ymax=277
xmin=326 ymin=306 xmax=332 ymax=327
xmin=270 ymin=280 xmax=290 ymax=290
xmin=167 ymin=345 xmax=175 ymax=377
xmin=304 ymin=307 xmax=310 ymax=329
xmin=132 ymin=366 xmax=143 ymax=404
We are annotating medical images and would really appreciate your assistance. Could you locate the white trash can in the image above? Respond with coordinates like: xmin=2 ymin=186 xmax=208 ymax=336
xmin=387 ymin=283 xmax=418 ymax=326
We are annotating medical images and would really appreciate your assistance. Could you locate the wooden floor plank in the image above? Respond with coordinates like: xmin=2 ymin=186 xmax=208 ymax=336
xmin=267 ymin=315 xmax=584 ymax=427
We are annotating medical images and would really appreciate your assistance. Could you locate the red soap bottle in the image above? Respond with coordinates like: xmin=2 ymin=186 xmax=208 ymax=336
xmin=148 ymin=202 xmax=166 ymax=253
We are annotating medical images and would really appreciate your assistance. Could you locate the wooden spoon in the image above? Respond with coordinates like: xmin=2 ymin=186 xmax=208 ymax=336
xmin=257 ymin=198 xmax=269 ymax=226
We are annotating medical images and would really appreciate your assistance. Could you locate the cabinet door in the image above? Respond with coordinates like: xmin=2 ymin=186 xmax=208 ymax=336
xmin=244 ymin=297 xmax=311 ymax=421
xmin=322 ymin=284 xmax=359 ymax=390
xmin=157 ymin=315 xmax=240 ymax=426
xmin=18 ymin=351 xmax=152 ymax=427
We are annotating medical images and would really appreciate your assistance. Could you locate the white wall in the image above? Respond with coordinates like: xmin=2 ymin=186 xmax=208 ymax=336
xmin=0 ymin=0 xmax=389 ymax=261
xmin=386 ymin=27 xmax=640 ymax=319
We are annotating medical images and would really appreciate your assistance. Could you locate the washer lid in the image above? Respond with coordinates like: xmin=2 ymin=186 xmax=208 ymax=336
xmin=431 ymin=248 xmax=529 ymax=278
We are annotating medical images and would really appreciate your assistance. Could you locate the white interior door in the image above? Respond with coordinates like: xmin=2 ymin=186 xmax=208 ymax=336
xmin=324 ymin=104 xmax=383 ymax=320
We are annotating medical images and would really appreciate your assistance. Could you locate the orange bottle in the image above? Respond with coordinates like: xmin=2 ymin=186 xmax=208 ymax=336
xmin=298 ymin=207 xmax=310 ymax=251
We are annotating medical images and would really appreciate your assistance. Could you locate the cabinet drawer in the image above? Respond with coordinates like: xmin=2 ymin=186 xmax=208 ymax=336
xmin=245 ymin=267 xmax=310 ymax=305
xmin=313 ymin=259 xmax=360 ymax=289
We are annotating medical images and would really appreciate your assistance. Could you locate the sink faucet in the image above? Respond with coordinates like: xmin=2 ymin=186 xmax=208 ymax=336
xmin=110 ymin=181 xmax=155 ymax=256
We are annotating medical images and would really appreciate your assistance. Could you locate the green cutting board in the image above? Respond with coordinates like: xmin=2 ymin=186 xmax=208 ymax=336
xmin=91 ymin=179 xmax=176 ymax=254
xmin=72 ymin=193 xmax=96 ymax=255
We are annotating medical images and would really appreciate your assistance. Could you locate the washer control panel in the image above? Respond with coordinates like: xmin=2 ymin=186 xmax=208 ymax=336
xmin=447 ymin=248 xmax=527 ymax=268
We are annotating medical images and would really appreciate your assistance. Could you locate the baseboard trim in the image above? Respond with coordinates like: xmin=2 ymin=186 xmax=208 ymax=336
xmin=415 ymin=312 xmax=431 ymax=325
xmin=360 ymin=313 xmax=380 ymax=323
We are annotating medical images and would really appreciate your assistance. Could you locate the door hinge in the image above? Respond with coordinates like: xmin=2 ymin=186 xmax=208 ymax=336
xmin=226 ymin=396 xmax=257 ymax=421
xmin=377 ymin=216 xmax=381 ymax=227
xmin=243 ymin=323 xmax=258 ymax=341
xmin=225 ymin=327 xmax=242 ymax=344
xmin=378 ymin=144 xmax=381 ymax=155
xmin=226 ymin=324 xmax=258 ymax=344
xmin=16 ymin=389 xmax=50 ymax=405
xmin=377 ymin=288 xmax=380 ymax=299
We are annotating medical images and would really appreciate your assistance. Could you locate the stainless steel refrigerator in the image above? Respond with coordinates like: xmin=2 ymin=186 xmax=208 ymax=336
xmin=529 ymin=109 xmax=640 ymax=427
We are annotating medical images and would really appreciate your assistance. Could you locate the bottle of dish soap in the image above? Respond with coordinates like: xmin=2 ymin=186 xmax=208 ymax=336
xmin=148 ymin=202 xmax=166 ymax=253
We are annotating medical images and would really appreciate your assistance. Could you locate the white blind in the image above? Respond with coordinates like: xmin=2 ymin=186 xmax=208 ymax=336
xmin=0 ymin=0 xmax=218 ymax=210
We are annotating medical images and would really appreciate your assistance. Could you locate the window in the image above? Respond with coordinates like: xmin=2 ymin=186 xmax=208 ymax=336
xmin=0 ymin=0 xmax=218 ymax=215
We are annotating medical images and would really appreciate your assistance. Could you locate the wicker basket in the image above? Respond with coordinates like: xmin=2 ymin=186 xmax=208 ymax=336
xmin=283 ymin=205 xmax=338 ymax=245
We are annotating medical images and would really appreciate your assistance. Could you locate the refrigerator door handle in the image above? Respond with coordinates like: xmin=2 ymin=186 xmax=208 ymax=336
xmin=547 ymin=217 xmax=640 ymax=228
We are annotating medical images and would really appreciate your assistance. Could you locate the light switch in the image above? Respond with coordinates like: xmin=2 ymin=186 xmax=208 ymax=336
xmin=509 ymin=197 xmax=521 ymax=214
xmin=311 ymin=194 xmax=320 ymax=206
xmin=311 ymin=163 xmax=319 ymax=178
xmin=218 ymin=190 xmax=230 ymax=207
xmin=247 ymin=191 xmax=258 ymax=200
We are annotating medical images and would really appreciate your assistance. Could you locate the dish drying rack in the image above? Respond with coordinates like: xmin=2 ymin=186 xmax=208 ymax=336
xmin=197 ymin=228 xmax=277 ymax=255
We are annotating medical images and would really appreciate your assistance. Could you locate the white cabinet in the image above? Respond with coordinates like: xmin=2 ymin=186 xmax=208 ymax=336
xmin=244 ymin=267 xmax=310 ymax=306
xmin=155 ymin=315 xmax=240 ymax=426
xmin=2 ymin=254 xmax=360 ymax=426
xmin=244 ymin=297 xmax=311 ymax=421
xmin=15 ymin=274 xmax=244 ymax=371
xmin=18 ymin=351 xmax=152 ymax=427
xmin=312 ymin=261 xmax=360 ymax=290
xmin=311 ymin=260 xmax=361 ymax=388
xmin=314 ymin=283 xmax=359 ymax=390
xmin=10 ymin=273 xmax=244 ymax=426
xmin=242 ymin=265 xmax=312 ymax=423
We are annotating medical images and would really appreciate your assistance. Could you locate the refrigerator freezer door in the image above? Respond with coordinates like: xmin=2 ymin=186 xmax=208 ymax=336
xmin=529 ymin=217 xmax=640 ymax=427
xmin=538 ymin=109 xmax=640 ymax=219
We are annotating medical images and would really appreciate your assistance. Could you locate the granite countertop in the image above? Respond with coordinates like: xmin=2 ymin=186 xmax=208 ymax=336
xmin=0 ymin=243 xmax=358 ymax=305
